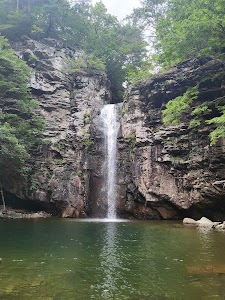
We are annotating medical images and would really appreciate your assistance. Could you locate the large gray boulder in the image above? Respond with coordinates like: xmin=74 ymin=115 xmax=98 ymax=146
xmin=196 ymin=217 xmax=214 ymax=227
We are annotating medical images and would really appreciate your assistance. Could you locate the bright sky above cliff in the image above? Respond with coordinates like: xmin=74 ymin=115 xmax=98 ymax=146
xmin=92 ymin=0 xmax=141 ymax=20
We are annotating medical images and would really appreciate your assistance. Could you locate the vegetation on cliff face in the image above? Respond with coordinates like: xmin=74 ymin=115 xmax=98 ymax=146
xmin=162 ymin=87 xmax=199 ymax=125
xmin=131 ymin=0 xmax=225 ymax=144
xmin=0 ymin=0 xmax=148 ymax=102
xmin=0 ymin=36 xmax=44 ymax=207
xmin=162 ymin=73 xmax=225 ymax=145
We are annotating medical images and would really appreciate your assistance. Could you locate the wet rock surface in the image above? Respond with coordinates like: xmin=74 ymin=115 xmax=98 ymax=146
xmin=118 ymin=57 xmax=225 ymax=220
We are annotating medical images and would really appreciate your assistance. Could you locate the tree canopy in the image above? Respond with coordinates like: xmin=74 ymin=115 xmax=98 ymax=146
xmin=131 ymin=0 xmax=225 ymax=68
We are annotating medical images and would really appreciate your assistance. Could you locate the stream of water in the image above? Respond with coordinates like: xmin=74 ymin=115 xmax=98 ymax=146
xmin=0 ymin=219 xmax=225 ymax=299
xmin=100 ymin=104 xmax=119 ymax=219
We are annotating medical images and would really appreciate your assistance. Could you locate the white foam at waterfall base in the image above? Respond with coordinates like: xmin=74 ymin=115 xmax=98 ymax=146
xmin=100 ymin=104 xmax=119 ymax=219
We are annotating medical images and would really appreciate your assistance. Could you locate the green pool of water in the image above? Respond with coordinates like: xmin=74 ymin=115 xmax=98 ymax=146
xmin=0 ymin=219 xmax=225 ymax=299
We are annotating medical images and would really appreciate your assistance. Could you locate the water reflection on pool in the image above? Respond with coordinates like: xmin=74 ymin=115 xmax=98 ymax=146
xmin=0 ymin=219 xmax=225 ymax=299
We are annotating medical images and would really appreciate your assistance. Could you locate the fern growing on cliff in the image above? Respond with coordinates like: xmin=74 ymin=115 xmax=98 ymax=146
xmin=162 ymin=86 xmax=199 ymax=125
xmin=206 ymin=110 xmax=225 ymax=144
xmin=162 ymin=82 xmax=225 ymax=145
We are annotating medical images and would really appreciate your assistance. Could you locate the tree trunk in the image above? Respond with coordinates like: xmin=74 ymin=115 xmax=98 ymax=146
xmin=0 ymin=188 xmax=6 ymax=211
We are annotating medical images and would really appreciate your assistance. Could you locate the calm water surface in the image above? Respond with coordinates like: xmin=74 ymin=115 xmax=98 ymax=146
xmin=0 ymin=219 xmax=225 ymax=299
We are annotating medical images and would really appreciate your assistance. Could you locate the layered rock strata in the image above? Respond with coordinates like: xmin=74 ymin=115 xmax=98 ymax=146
xmin=2 ymin=39 xmax=225 ymax=220
xmin=3 ymin=38 xmax=110 ymax=217
xmin=118 ymin=57 xmax=225 ymax=220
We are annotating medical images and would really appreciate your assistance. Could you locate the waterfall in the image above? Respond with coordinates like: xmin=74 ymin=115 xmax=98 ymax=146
xmin=101 ymin=104 xmax=119 ymax=219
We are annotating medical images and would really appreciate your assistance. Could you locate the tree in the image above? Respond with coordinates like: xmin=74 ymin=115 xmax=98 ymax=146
xmin=84 ymin=3 xmax=148 ymax=101
xmin=156 ymin=0 xmax=225 ymax=67
xmin=0 ymin=36 xmax=44 ymax=209
xmin=132 ymin=0 xmax=225 ymax=68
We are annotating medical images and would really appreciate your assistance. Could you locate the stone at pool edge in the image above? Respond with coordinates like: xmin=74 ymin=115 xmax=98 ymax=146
xmin=0 ymin=210 xmax=51 ymax=219
xmin=183 ymin=217 xmax=224 ymax=229
xmin=215 ymin=222 xmax=225 ymax=230
xmin=183 ymin=217 xmax=198 ymax=226
xmin=197 ymin=217 xmax=215 ymax=228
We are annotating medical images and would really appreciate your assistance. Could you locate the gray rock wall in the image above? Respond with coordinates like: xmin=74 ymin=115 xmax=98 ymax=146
xmin=117 ymin=57 xmax=225 ymax=220
xmin=7 ymin=38 xmax=111 ymax=217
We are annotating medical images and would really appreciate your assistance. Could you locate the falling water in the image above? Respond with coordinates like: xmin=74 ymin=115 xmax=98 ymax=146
xmin=101 ymin=104 xmax=119 ymax=219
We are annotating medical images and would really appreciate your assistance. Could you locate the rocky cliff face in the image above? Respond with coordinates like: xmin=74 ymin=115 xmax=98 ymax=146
xmin=117 ymin=57 xmax=225 ymax=221
xmin=5 ymin=38 xmax=110 ymax=217
xmin=3 ymin=39 xmax=225 ymax=220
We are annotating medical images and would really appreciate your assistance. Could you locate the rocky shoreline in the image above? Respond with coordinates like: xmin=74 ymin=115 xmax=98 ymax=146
xmin=0 ymin=208 xmax=51 ymax=219
xmin=183 ymin=217 xmax=225 ymax=230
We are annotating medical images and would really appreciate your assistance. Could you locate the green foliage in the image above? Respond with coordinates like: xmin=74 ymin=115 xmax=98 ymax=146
xmin=83 ymin=112 xmax=91 ymax=124
xmin=76 ymin=170 xmax=82 ymax=178
xmin=130 ymin=0 xmax=225 ymax=149
xmin=0 ymin=123 xmax=27 ymax=185
xmin=0 ymin=36 xmax=44 ymax=188
xmin=206 ymin=111 xmax=225 ymax=144
xmin=188 ymin=103 xmax=212 ymax=129
xmin=191 ymin=105 xmax=212 ymax=116
xmin=162 ymin=82 xmax=225 ymax=144
xmin=162 ymin=86 xmax=199 ymax=125
xmin=126 ymin=60 xmax=153 ymax=84
xmin=188 ymin=119 xmax=201 ymax=129
xmin=65 ymin=53 xmax=106 ymax=74
xmin=65 ymin=55 xmax=87 ymax=74
xmin=209 ymin=127 xmax=225 ymax=145
xmin=29 ymin=176 xmax=39 ymax=191
xmin=127 ymin=132 xmax=136 ymax=145
xmin=0 ymin=37 xmax=31 ymax=99
xmin=87 ymin=54 xmax=105 ymax=72
xmin=131 ymin=0 xmax=225 ymax=68
xmin=156 ymin=0 xmax=225 ymax=67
